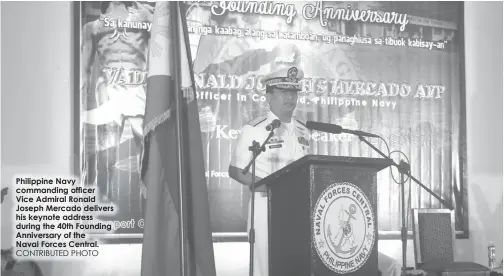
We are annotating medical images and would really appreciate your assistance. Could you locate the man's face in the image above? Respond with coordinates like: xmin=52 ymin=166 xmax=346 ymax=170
xmin=267 ymin=87 xmax=298 ymax=117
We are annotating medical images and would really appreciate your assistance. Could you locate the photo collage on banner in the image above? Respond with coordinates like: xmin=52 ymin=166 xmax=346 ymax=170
xmin=80 ymin=1 xmax=155 ymax=238
xmin=79 ymin=1 xmax=467 ymax=241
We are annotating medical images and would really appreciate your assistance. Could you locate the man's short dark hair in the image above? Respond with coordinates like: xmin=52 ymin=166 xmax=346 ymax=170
xmin=100 ymin=1 xmax=110 ymax=14
xmin=101 ymin=1 xmax=134 ymax=14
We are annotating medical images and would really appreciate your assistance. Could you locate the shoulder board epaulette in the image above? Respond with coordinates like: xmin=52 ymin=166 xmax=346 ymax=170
xmin=295 ymin=117 xmax=307 ymax=128
xmin=246 ymin=115 xmax=268 ymax=127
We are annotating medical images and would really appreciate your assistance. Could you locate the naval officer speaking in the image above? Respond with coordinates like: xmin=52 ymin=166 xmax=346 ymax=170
xmin=229 ymin=66 xmax=401 ymax=276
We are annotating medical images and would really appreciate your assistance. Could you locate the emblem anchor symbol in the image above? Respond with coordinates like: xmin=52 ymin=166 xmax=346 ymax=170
xmin=331 ymin=204 xmax=358 ymax=254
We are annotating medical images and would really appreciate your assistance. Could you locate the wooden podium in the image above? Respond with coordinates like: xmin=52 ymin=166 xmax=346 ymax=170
xmin=256 ymin=155 xmax=393 ymax=276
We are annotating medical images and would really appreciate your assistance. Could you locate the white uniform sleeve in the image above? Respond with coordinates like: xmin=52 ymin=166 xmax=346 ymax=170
xmin=230 ymin=125 xmax=255 ymax=170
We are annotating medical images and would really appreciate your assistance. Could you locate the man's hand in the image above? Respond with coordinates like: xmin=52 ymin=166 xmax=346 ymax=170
xmin=251 ymin=182 xmax=267 ymax=193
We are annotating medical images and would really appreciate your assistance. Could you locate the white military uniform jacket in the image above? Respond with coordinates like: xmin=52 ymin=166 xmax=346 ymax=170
xmin=230 ymin=111 xmax=310 ymax=276
xmin=230 ymin=111 xmax=311 ymax=179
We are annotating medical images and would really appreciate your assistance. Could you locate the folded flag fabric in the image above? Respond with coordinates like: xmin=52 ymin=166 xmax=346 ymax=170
xmin=140 ymin=2 xmax=216 ymax=276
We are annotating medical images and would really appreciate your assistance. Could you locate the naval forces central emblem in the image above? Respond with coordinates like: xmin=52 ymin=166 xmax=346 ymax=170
xmin=312 ymin=182 xmax=376 ymax=274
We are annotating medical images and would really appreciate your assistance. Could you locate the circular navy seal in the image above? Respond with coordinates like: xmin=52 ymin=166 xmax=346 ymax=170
xmin=312 ymin=182 xmax=376 ymax=274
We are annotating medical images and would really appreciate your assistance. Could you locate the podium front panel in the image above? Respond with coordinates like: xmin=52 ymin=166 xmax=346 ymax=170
xmin=268 ymin=161 xmax=380 ymax=276
xmin=268 ymin=165 xmax=312 ymax=276
xmin=310 ymin=164 xmax=378 ymax=276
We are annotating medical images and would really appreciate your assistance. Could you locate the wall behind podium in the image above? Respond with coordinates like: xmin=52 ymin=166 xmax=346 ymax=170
xmin=76 ymin=1 xmax=470 ymax=240
xmin=1 ymin=1 xmax=502 ymax=276
xmin=463 ymin=0 xmax=503 ymax=266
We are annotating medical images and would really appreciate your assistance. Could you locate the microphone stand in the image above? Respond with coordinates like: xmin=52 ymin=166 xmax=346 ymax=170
xmin=357 ymin=135 xmax=453 ymax=276
xmin=242 ymin=129 xmax=276 ymax=276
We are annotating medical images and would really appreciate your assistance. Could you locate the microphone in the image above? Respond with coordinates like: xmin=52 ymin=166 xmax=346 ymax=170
xmin=265 ymin=119 xmax=281 ymax=131
xmin=306 ymin=121 xmax=380 ymax=138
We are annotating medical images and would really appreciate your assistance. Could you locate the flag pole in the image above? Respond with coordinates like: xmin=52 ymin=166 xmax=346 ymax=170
xmin=170 ymin=2 xmax=189 ymax=276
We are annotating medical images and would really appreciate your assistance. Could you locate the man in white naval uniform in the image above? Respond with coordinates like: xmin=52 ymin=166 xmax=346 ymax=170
xmin=229 ymin=66 xmax=401 ymax=276
xmin=229 ymin=66 xmax=308 ymax=276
